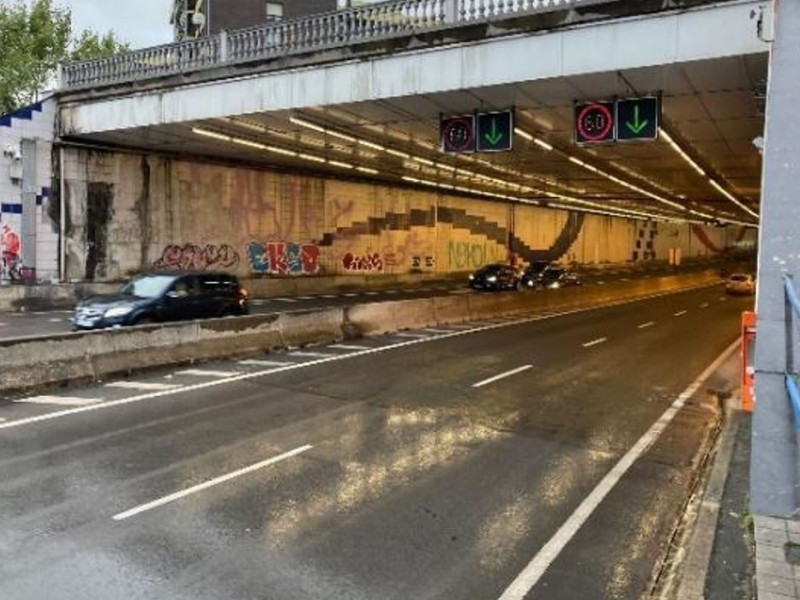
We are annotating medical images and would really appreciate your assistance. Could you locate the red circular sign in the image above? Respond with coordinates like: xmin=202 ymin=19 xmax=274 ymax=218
xmin=442 ymin=117 xmax=475 ymax=152
xmin=577 ymin=103 xmax=614 ymax=142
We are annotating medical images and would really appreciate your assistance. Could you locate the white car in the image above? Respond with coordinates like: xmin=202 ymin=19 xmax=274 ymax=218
xmin=725 ymin=273 xmax=756 ymax=295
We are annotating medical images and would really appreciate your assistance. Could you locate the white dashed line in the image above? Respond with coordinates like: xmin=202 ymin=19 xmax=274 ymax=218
xmin=239 ymin=359 xmax=295 ymax=367
xmin=48 ymin=318 xmax=63 ymax=323
xmin=582 ymin=338 xmax=608 ymax=348
xmin=701 ymin=302 xmax=709 ymax=308
xmin=597 ymin=281 xmax=606 ymax=286
xmin=176 ymin=369 xmax=240 ymax=378
xmin=674 ymin=310 xmax=688 ymax=317
xmin=384 ymin=290 xmax=399 ymax=294
xmin=344 ymin=293 xmax=359 ymax=298
xmin=328 ymin=344 xmax=370 ymax=351
xmin=112 ymin=444 xmax=313 ymax=521
xmin=322 ymin=295 xmax=337 ymax=299
xmin=365 ymin=292 xmax=380 ymax=296
xmin=621 ymin=278 xmax=630 ymax=281
xmin=394 ymin=332 xmax=430 ymax=339
xmin=106 ymin=382 xmax=181 ymax=391
xmin=273 ymin=298 xmax=298 ymax=303
xmin=289 ymin=351 xmax=334 ymax=358
xmin=497 ymin=340 xmax=739 ymax=600
xmin=423 ymin=328 xmax=453 ymax=334
xmin=15 ymin=395 xmax=103 ymax=407
xmin=473 ymin=365 xmax=533 ymax=388
xmin=637 ymin=321 xmax=655 ymax=329
xmin=296 ymin=296 xmax=315 ymax=300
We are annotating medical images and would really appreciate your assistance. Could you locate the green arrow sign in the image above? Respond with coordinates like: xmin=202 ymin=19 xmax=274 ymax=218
xmin=625 ymin=105 xmax=649 ymax=135
xmin=476 ymin=110 xmax=514 ymax=152
xmin=485 ymin=118 xmax=504 ymax=145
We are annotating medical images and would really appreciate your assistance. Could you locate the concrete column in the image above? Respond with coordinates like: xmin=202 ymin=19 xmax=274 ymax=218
xmin=752 ymin=0 xmax=800 ymax=518
xmin=20 ymin=139 xmax=37 ymax=281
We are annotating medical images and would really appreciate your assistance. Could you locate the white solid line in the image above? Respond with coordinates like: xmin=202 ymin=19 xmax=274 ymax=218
xmin=423 ymin=328 xmax=452 ymax=334
xmin=394 ymin=332 xmax=430 ymax=339
xmin=497 ymin=339 xmax=740 ymax=600
xmin=638 ymin=321 xmax=655 ymax=329
xmin=106 ymin=382 xmax=181 ymax=391
xmin=582 ymin=338 xmax=608 ymax=348
xmin=15 ymin=395 xmax=102 ymax=407
xmin=239 ymin=359 xmax=294 ymax=367
xmin=273 ymin=298 xmax=298 ymax=303
xmin=176 ymin=369 xmax=240 ymax=378
xmin=328 ymin=344 xmax=370 ymax=351
xmin=473 ymin=365 xmax=533 ymax=388
xmin=0 ymin=418 xmax=5 ymax=422
xmin=0 ymin=281 xmax=721 ymax=431
xmin=674 ymin=310 xmax=688 ymax=317
xmin=290 ymin=351 xmax=333 ymax=358
xmin=112 ymin=444 xmax=313 ymax=521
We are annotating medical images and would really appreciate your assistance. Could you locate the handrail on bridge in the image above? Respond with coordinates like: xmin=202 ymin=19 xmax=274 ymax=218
xmin=58 ymin=0 xmax=615 ymax=91
xmin=784 ymin=274 xmax=800 ymax=430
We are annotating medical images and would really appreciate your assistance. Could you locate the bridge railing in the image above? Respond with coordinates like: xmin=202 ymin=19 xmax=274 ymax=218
xmin=60 ymin=0 xmax=612 ymax=90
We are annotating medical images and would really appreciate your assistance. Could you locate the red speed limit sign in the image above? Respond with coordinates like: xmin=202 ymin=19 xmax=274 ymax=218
xmin=574 ymin=101 xmax=615 ymax=144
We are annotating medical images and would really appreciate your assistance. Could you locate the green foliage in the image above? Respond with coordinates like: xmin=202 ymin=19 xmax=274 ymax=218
xmin=0 ymin=0 xmax=128 ymax=114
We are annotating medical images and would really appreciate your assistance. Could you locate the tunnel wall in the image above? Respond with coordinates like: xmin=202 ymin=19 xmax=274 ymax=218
xmin=61 ymin=148 xmax=756 ymax=281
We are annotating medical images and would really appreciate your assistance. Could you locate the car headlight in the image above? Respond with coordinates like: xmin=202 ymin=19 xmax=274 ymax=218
xmin=104 ymin=306 xmax=134 ymax=318
xmin=487 ymin=276 xmax=497 ymax=282
xmin=549 ymin=282 xmax=560 ymax=289
xmin=527 ymin=280 xmax=534 ymax=287
xmin=469 ymin=274 xmax=474 ymax=280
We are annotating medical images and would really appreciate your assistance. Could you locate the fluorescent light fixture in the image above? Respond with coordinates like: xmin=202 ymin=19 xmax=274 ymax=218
xmin=412 ymin=156 xmax=435 ymax=166
xmin=327 ymin=129 xmax=357 ymax=143
xmin=289 ymin=116 xmax=326 ymax=133
xmin=709 ymin=179 xmax=760 ymax=219
xmin=534 ymin=138 xmax=554 ymax=151
xmin=659 ymin=128 xmax=705 ymax=176
xmin=356 ymin=166 xmax=379 ymax=175
xmin=514 ymin=127 xmax=533 ymax=141
xmin=265 ymin=145 xmax=298 ymax=157
xmin=232 ymin=138 xmax=267 ymax=150
xmin=299 ymin=153 xmax=326 ymax=163
xmin=386 ymin=148 xmax=411 ymax=159
xmin=329 ymin=160 xmax=354 ymax=169
xmin=358 ymin=140 xmax=386 ymax=151
xmin=193 ymin=127 xmax=232 ymax=142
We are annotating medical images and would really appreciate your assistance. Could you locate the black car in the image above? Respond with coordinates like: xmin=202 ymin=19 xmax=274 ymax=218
xmin=518 ymin=261 xmax=557 ymax=288
xmin=536 ymin=266 xmax=583 ymax=289
xmin=72 ymin=271 xmax=249 ymax=330
xmin=468 ymin=263 xmax=518 ymax=291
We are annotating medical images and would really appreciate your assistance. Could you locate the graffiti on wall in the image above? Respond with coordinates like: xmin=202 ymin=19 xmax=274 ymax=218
xmin=0 ymin=222 xmax=21 ymax=280
xmin=153 ymin=244 xmax=240 ymax=271
xmin=410 ymin=256 xmax=435 ymax=270
xmin=247 ymin=241 xmax=320 ymax=275
xmin=342 ymin=252 xmax=383 ymax=272
xmin=449 ymin=241 xmax=505 ymax=270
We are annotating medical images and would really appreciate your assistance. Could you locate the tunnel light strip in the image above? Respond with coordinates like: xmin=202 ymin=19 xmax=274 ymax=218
xmin=659 ymin=127 xmax=759 ymax=221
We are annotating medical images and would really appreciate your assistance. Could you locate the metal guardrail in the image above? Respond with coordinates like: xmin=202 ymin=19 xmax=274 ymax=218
xmin=784 ymin=274 xmax=800 ymax=430
xmin=60 ymin=0 xmax=614 ymax=90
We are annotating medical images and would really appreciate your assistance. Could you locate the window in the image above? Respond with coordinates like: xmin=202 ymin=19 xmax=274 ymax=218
xmin=266 ymin=1 xmax=283 ymax=21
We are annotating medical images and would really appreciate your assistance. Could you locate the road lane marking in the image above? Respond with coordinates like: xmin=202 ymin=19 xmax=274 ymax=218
xmin=582 ymin=338 xmax=607 ymax=348
xmin=394 ymin=332 xmax=430 ymax=339
xmin=423 ymin=328 xmax=453 ymax=334
xmin=701 ymin=302 xmax=709 ymax=308
xmin=637 ymin=321 xmax=655 ymax=329
xmin=0 ymin=323 xmax=6 ymax=327
xmin=365 ymin=292 xmax=380 ymax=296
xmin=0 ymin=281 xmax=723 ymax=431
xmin=329 ymin=344 xmax=370 ymax=351
xmin=473 ymin=365 xmax=533 ymax=388
xmin=621 ymin=278 xmax=630 ymax=281
xmin=344 ymin=293 xmax=359 ymax=297
xmin=296 ymin=296 xmax=315 ymax=300
xmin=720 ymin=297 xmax=728 ymax=302
xmin=0 ymin=418 xmax=5 ymax=422
xmin=597 ymin=281 xmax=606 ymax=285
xmin=384 ymin=290 xmax=398 ymax=294
xmin=289 ymin=351 xmax=334 ymax=358
xmin=674 ymin=310 xmax=688 ymax=317
xmin=497 ymin=339 xmax=740 ymax=600
xmin=322 ymin=295 xmax=337 ymax=299
xmin=106 ymin=382 xmax=181 ymax=391
xmin=239 ymin=359 xmax=295 ymax=367
xmin=48 ymin=318 xmax=63 ymax=323
xmin=15 ymin=395 xmax=102 ymax=407
xmin=273 ymin=298 xmax=298 ymax=303
xmin=112 ymin=444 xmax=313 ymax=521
xmin=176 ymin=369 xmax=240 ymax=378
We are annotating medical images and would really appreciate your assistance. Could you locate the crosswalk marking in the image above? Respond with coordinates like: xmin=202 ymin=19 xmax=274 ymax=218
xmin=239 ymin=359 xmax=295 ymax=367
xmin=15 ymin=395 xmax=102 ymax=407
xmin=176 ymin=369 xmax=240 ymax=378
xmin=328 ymin=344 xmax=370 ymax=351
xmin=105 ymin=381 xmax=181 ymax=391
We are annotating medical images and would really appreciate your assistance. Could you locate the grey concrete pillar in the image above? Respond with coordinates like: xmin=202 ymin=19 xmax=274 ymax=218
xmin=752 ymin=0 xmax=800 ymax=518
xmin=20 ymin=138 xmax=37 ymax=280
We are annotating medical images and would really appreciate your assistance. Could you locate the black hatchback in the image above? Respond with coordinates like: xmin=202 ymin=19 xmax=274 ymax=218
xmin=468 ymin=263 xmax=519 ymax=291
xmin=72 ymin=271 xmax=249 ymax=330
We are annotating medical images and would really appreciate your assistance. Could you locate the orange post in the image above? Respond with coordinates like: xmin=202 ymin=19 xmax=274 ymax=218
xmin=740 ymin=311 xmax=757 ymax=412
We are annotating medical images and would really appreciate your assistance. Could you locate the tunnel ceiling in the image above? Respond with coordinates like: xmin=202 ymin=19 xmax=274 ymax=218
xmin=74 ymin=54 xmax=767 ymax=227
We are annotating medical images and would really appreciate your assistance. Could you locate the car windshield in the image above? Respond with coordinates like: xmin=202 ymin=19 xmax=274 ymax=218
xmin=119 ymin=275 xmax=176 ymax=298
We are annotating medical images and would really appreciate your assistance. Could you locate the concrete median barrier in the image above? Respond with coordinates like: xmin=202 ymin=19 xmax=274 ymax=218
xmin=0 ymin=271 xmax=721 ymax=395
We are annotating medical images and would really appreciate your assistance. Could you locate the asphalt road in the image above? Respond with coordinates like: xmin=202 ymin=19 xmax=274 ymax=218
xmin=0 ymin=262 xmax=718 ymax=340
xmin=0 ymin=284 xmax=750 ymax=599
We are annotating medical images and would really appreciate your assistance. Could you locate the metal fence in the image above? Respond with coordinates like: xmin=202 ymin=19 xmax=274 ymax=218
xmin=60 ymin=0 xmax=614 ymax=90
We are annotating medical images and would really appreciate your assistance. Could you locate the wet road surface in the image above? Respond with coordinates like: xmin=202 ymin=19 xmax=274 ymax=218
xmin=0 ymin=284 xmax=750 ymax=599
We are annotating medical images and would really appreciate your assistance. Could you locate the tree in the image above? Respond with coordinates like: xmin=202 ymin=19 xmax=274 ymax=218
xmin=0 ymin=0 xmax=129 ymax=114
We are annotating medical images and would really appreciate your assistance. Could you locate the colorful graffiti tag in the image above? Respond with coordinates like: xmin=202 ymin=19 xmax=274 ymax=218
xmin=0 ymin=222 xmax=22 ymax=281
xmin=153 ymin=244 xmax=240 ymax=271
xmin=342 ymin=252 xmax=383 ymax=272
xmin=247 ymin=241 xmax=320 ymax=275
